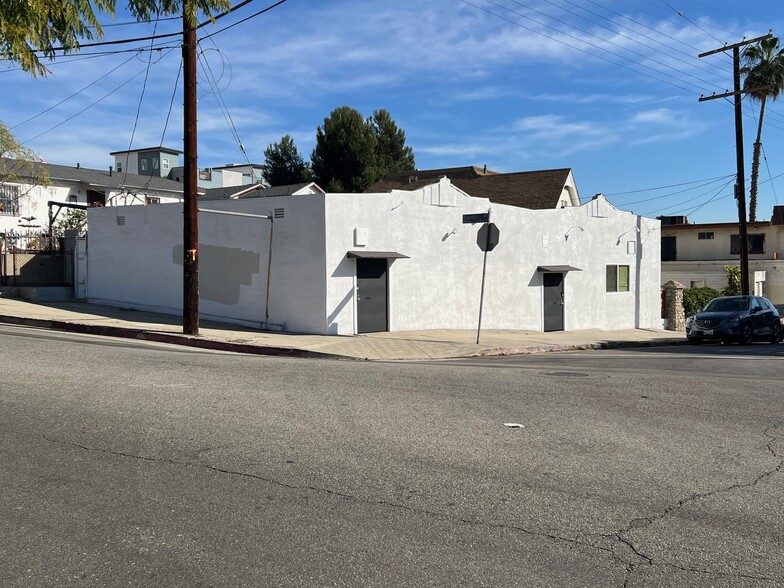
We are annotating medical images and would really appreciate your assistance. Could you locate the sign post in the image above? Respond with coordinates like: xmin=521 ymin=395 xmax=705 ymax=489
xmin=463 ymin=211 xmax=499 ymax=344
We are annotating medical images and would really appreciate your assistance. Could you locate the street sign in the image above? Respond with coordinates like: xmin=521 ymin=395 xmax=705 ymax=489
xmin=462 ymin=212 xmax=490 ymax=224
xmin=477 ymin=222 xmax=500 ymax=252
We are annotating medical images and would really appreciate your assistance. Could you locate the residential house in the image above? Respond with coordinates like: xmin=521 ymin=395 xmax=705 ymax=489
xmin=86 ymin=176 xmax=661 ymax=335
xmin=0 ymin=157 xmax=186 ymax=248
xmin=368 ymin=166 xmax=581 ymax=209
xmin=110 ymin=146 xmax=182 ymax=178
xmin=660 ymin=206 xmax=784 ymax=303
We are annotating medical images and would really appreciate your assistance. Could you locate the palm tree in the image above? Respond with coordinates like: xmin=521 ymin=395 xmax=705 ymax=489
xmin=741 ymin=36 xmax=784 ymax=222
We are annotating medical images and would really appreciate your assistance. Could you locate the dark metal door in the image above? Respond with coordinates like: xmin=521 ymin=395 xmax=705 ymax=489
xmin=543 ymin=272 xmax=564 ymax=332
xmin=356 ymin=258 xmax=388 ymax=333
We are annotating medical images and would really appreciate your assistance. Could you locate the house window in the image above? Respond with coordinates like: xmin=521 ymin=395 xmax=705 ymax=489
xmin=145 ymin=196 xmax=161 ymax=204
xmin=67 ymin=195 xmax=77 ymax=204
xmin=0 ymin=184 xmax=20 ymax=216
xmin=698 ymin=232 xmax=714 ymax=240
xmin=140 ymin=160 xmax=147 ymax=172
xmin=153 ymin=157 xmax=159 ymax=170
xmin=730 ymin=234 xmax=765 ymax=254
xmin=661 ymin=236 xmax=676 ymax=261
xmin=606 ymin=265 xmax=630 ymax=292
xmin=162 ymin=158 xmax=169 ymax=170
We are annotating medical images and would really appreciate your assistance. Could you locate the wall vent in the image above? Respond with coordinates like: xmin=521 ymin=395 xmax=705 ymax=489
xmin=116 ymin=216 xmax=126 ymax=226
xmin=274 ymin=208 xmax=285 ymax=219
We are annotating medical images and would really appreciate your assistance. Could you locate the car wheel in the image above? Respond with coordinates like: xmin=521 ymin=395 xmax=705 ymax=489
xmin=740 ymin=322 xmax=754 ymax=345
xmin=770 ymin=323 xmax=781 ymax=344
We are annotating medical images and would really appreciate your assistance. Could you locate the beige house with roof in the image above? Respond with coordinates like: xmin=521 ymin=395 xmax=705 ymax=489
xmin=660 ymin=206 xmax=784 ymax=303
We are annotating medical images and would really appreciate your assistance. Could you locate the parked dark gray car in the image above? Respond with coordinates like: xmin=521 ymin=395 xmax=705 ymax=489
xmin=686 ymin=295 xmax=781 ymax=345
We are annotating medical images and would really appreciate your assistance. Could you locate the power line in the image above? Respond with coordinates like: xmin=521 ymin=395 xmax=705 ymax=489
xmin=20 ymin=48 xmax=176 ymax=145
xmin=35 ymin=0 xmax=258 ymax=53
xmin=605 ymin=173 xmax=735 ymax=196
xmin=492 ymin=0 xmax=727 ymax=93
xmin=197 ymin=43 xmax=257 ymax=181
xmin=201 ymin=0 xmax=291 ymax=40
xmin=459 ymin=0 xmax=707 ymax=96
xmin=9 ymin=53 xmax=141 ymax=129
xmin=122 ymin=17 xmax=162 ymax=191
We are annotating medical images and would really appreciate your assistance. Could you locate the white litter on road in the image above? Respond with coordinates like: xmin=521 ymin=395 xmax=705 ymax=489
xmin=503 ymin=423 xmax=524 ymax=428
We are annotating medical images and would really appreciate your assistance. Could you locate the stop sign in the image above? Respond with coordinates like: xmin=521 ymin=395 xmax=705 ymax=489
xmin=477 ymin=222 xmax=500 ymax=251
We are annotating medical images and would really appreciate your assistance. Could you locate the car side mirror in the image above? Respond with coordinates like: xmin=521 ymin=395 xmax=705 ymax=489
xmin=751 ymin=307 xmax=759 ymax=314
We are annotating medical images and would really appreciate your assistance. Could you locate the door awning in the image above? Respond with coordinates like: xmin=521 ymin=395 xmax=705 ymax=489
xmin=347 ymin=251 xmax=409 ymax=259
xmin=537 ymin=265 xmax=582 ymax=272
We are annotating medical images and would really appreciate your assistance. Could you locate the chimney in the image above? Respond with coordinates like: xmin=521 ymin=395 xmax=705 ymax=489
xmin=109 ymin=165 xmax=113 ymax=176
xmin=483 ymin=164 xmax=487 ymax=174
xmin=76 ymin=163 xmax=80 ymax=169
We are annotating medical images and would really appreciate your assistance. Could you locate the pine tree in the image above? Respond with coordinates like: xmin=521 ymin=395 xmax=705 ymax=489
xmin=261 ymin=135 xmax=311 ymax=187
xmin=369 ymin=109 xmax=415 ymax=175
xmin=311 ymin=106 xmax=378 ymax=193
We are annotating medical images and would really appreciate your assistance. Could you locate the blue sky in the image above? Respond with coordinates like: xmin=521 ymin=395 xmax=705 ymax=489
xmin=2 ymin=0 xmax=783 ymax=223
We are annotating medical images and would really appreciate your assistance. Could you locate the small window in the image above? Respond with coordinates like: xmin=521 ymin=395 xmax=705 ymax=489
xmin=162 ymin=158 xmax=169 ymax=170
xmin=145 ymin=196 xmax=161 ymax=205
xmin=698 ymin=232 xmax=714 ymax=240
xmin=67 ymin=195 xmax=77 ymax=204
xmin=117 ymin=162 xmax=123 ymax=173
xmin=140 ymin=160 xmax=147 ymax=171
xmin=606 ymin=265 xmax=630 ymax=292
xmin=153 ymin=157 xmax=159 ymax=170
xmin=731 ymin=234 xmax=765 ymax=254
xmin=0 ymin=184 xmax=20 ymax=216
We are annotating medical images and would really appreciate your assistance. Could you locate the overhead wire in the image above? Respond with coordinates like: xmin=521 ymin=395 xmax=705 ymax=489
xmin=196 ymin=42 xmax=257 ymax=181
xmin=486 ymin=0 xmax=727 ymax=94
xmin=19 ymin=48 xmax=177 ymax=144
xmin=532 ymin=0 xmax=731 ymax=80
xmin=121 ymin=15 xmax=162 ymax=192
xmin=459 ymin=0 xmax=704 ymax=96
xmin=10 ymin=52 xmax=141 ymax=129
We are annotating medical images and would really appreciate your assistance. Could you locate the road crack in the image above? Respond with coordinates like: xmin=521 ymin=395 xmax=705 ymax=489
xmin=612 ymin=419 xmax=783 ymax=585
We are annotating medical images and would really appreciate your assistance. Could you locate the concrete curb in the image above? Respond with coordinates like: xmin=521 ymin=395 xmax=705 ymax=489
xmin=474 ymin=337 xmax=686 ymax=357
xmin=0 ymin=314 xmax=354 ymax=361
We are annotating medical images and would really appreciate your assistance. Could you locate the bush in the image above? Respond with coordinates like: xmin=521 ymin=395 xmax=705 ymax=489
xmin=683 ymin=287 xmax=721 ymax=317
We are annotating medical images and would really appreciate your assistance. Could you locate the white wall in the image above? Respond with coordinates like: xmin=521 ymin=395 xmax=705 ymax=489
xmin=86 ymin=182 xmax=660 ymax=335
xmin=87 ymin=195 xmax=327 ymax=333
xmin=324 ymin=190 xmax=661 ymax=334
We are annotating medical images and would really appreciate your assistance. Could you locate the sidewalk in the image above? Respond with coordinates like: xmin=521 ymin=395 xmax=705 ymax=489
xmin=0 ymin=295 xmax=685 ymax=360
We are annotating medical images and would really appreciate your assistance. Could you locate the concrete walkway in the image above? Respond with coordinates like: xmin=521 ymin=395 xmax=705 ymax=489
xmin=0 ymin=295 xmax=685 ymax=360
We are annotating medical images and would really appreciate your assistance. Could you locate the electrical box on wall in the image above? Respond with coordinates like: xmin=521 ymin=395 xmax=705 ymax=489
xmin=354 ymin=228 xmax=368 ymax=247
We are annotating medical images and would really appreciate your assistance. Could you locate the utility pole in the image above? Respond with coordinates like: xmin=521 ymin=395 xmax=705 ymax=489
xmin=182 ymin=3 xmax=199 ymax=335
xmin=699 ymin=34 xmax=771 ymax=296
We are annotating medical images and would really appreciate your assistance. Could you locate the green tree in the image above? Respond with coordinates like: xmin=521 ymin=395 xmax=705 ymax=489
xmin=682 ymin=286 xmax=720 ymax=316
xmin=311 ymin=106 xmax=378 ymax=192
xmin=722 ymin=265 xmax=742 ymax=296
xmin=0 ymin=0 xmax=231 ymax=77
xmin=741 ymin=36 xmax=784 ymax=222
xmin=1 ymin=121 xmax=49 ymax=195
xmin=260 ymin=135 xmax=311 ymax=187
xmin=53 ymin=209 xmax=87 ymax=237
xmin=369 ymin=109 xmax=415 ymax=176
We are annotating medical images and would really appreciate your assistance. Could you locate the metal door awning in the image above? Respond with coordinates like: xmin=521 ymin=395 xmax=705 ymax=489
xmin=347 ymin=251 xmax=409 ymax=259
xmin=537 ymin=265 xmax=582 ymax=272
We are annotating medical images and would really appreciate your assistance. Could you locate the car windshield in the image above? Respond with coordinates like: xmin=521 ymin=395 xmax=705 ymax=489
xmin=704 ymin=298 xmax=750 ymax=312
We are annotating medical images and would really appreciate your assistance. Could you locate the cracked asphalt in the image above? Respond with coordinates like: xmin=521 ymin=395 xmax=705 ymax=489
xmin=1 ymin=325 xmax=782 ymax=587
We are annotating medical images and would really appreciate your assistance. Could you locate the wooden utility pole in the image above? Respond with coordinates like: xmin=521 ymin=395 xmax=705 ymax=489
xmin=699 ymin=34 xmax=772 ymax=296
xmin=182 ymin=5 xmax=199 ymax=335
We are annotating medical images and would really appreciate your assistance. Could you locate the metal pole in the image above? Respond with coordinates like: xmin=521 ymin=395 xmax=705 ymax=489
xmin=476 ymin=212 xmax=491 ymax=344
xmin=733 ymin=46 xmax=750 ymax=296
xmin=265 ymin=217 xmax=274 ymax=325
xmin=182 ymin=7 xmax=199 ymax=335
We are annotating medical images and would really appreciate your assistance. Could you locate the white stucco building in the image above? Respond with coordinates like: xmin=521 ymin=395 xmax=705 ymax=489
xmin=86 ymin=178 xmax=661 ymax=334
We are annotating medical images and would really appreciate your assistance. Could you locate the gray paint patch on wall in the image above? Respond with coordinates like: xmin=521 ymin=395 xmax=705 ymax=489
xmin=173 ymin=244 xmax=261 ymax=305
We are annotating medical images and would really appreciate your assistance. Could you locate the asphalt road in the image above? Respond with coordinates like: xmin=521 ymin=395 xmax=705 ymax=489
xmin=1 ymin=325 xmax=782 ymax=587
